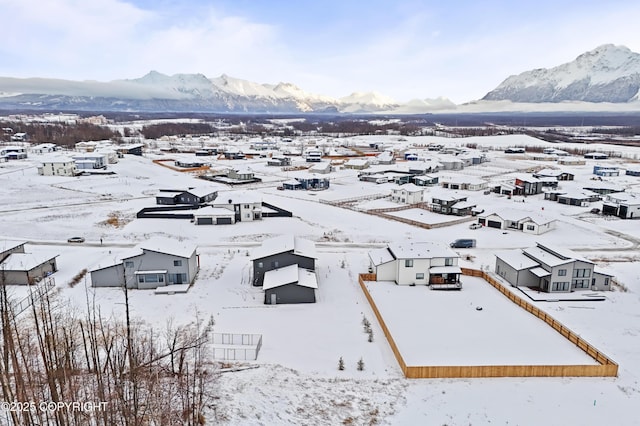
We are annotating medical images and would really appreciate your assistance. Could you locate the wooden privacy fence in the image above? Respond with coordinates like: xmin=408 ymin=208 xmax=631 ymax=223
xmin=358 ymin=270 xmax=618 ymax=379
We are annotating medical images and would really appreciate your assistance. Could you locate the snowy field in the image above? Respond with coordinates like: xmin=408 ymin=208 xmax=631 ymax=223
xmin=365 ymin=278 xmax=598 ymax=366
xmin=1 ymin=133 xmax=640 ymax=425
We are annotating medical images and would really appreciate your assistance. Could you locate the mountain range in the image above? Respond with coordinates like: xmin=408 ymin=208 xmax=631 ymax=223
xmin=1 ymin=44 xmax=639 ymax=113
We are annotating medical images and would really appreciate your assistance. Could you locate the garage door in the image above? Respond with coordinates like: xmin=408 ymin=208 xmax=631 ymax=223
xmin=487 ymin=220 xmax=502 ymax=229
xmin=197 ymin=217 xmax=213 ymax=225
xmin=216 ymin=217 xmax=233 ymax=225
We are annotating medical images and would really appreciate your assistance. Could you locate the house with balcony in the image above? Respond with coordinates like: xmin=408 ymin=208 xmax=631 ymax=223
xmin=368 ymin=242 xmax=461 ymax=288
xmin=429 ymin=192 xmax=476 ymax=216
xmin=210 ymin=190 xmax=262 ymax=222
xmin=38 ymin=157 xmax=79 ymax=177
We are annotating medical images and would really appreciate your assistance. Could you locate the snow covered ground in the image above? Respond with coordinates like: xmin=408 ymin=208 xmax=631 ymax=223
xmin=1 ymin=133 xmax=640 ymax=425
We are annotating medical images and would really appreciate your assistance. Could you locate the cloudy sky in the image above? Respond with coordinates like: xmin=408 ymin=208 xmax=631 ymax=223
xmin=1 ymin=0 xmax=639 ymax=103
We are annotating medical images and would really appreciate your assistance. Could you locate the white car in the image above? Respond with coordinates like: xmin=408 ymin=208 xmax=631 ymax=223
xmin=469 ymin=223 xmax=482 ymax=230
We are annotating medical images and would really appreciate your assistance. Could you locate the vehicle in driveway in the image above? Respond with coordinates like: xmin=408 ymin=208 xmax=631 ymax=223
xmin=469 ymin=222 xmax=482 ymax=229
xmin=450 ymin=239 xmax=476 ymax=248
xmin=67 ymin=237 xmax=85 ymax=243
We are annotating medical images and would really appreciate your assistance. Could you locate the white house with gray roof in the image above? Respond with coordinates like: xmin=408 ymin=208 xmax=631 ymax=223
xmin=90 ymin=239 xmax=199 ymax=289
xmin=368 ymin=242 xmax=461 ymax=287
xmin=495 ymin=242 xmax=612 ymax=292
xmin=477 ymin=209 xmax=556 ymax=235
xmin=390 ymin=183 xmax=425 ymax=204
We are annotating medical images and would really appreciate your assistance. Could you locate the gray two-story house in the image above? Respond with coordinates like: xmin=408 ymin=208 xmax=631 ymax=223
xmin=495 ymin=243 xmax=612 ymax=292
xmin=91 ymin=239 xmax=199 ymax=289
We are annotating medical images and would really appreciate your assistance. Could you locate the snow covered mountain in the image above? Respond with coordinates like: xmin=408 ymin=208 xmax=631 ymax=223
xmin=482 ymin=44 xmax=640 ymax=103
xmin=0 ymin=71 xmax=402 ymax=113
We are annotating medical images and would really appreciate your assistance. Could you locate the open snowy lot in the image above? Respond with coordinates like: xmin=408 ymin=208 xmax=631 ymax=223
xmin=2 ymin=133 xmax=640 ymax=425
xmin=365 ymin=278 xmax=598 ymax=366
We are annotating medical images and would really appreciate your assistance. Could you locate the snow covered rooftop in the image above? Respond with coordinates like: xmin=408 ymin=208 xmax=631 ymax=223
xmin=138 ymin=238 xmax=197 ymax=259
xmin=211 ymin=190 xmax=261 ymax=205
xmin=1 ymin=252 xmax=58 ymax=271
xmin=494 ymin=251 xmax=540 ymax=270
xmin=393 ymin=183 xmax=423 ymax=193
xmin=388 ymin=241 xmax=457 ymax=260
xmin=252 ymin=235 xmax=317 ymax=261
xmin=193 ymin=206 xmax=235 ymax=217
xmin=1 ymin=240 xmax=26 ymax=253
xmin=262 ymin=264 xmax=318 ymax=290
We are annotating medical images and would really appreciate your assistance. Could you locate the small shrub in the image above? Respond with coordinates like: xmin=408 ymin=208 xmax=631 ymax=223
xmin=338 ymin=356 xmax=345 ymax=371
xmin=357 ymin=358 xmax=364 ymax=371
xmin=68 ymin=269 xmax=88 ymax=287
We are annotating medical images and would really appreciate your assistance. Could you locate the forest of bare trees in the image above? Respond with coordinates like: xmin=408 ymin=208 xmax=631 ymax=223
xmin=0 ymin=279 xmax=220 ymax=425
xmin=0 ymin=122 xmax=119 ymax=147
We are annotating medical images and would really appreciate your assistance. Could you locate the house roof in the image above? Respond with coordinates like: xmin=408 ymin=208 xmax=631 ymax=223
xmin=387 ymin=241 xmax=458 ymax=260
xmin=345 ymin=159 xmax=369 ymax=166
xmin=263 ymin=264 xmax=318 ymax=290
xmin=429 ymin=266 xmax=462 ymax=274
xmin=522 ymin=244 xmax=587 ymax=268
xmin=41 ymin=156 xmax=74 ymax=164
xmin=495 ymin=251 xmax=540 ymax=270
xmin=252 ymin=235 xmax=317 ymax=261
xmin=1 ymin=240 xmax=26 ymax=253
xmin=211 ymin=190 xmax=261 ymax=206
xmin=481 ymin=208 xmax=554 ymax=225
xmin=193 ymin=206 xmax=236 ymax=217
xmin=396 ymin=183 xmax=423 ymax=193
xmin=1 ymin=252 xmax=58 ymax=271
xmin=184 ymin=186 xmax=218 ymax=198
xmin=440 ymin=175 xmax=487 ymax=185
xmin=530 ymin=267 xmax=551 ymax=277
xmin=135 ymin=238 xmax=196 ymax=259
xmin=369 ymin=247 xmax=395 ymax=266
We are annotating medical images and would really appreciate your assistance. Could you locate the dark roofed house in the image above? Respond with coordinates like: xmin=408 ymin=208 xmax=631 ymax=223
xmin=251 ymin=235 xmax=317 ymax=287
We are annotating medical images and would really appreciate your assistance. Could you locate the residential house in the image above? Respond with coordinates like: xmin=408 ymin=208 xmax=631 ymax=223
xmin=408 ymin=160 xmax=441 ymax=174
xmin=72 ymin=153 xmax=107 ymax=170
xmin=495 ymin=242 xmax=612 ymax=292
xmin=584 ymin=152 xmax=609 ymax=160
xmin=368 ymin=242 xmax=461 ymax=287
xmin=412 ymin=174 xmax=439 ymax=186
xmin=0 ymin=146 xmax=27 ymax=160
xmin=251 ymin=235 xmax=317 ymax=287
xmin=263 ymin=264 xmax=318 ymax=304
xmin=375 ymin=151 xmax=395 ymax=165
xmin=625 ymin=166 xmax=640 ymax=177
xmin=309 ymin=162 xmax=332 ymax=174
xmin=90 ymin=239 xmax=199 ymax=289
xmin=116 ymin=144 xmax=144 ymax=156
xmin=582 ymin=182 xmax=624 ymax=195
xmin=31 ymin=143 xmax=58 ymax=154
xmin=288 ymin=175 xmax=330 ymax=190
xmin=226 ymin=167 xmax=255 ymax=182
xmin=533 ymin=168 xmax=574 ymax=181
xmin=555 ymin=190 xmax=601 ymax=206
xmin=429 ymin=192 xmax=476 ymax=216
xmin=10 ymin=132 xmax=28 ymax=142
xmin=267 ymin=156 xmax=291 ymax=167
xmin=391 ymin=184 xmax=425 ymax=204
xmin=437 ymin=157 xmax=464 ymax=170
xmin=210 ymin=190 xmax=262 ymax=222
xmin=593 ymin=165 xmax=619 ymax=177
xmin=305 ymin=150 xmax=323 ymax=162
xmin=222 ymin=149 xmax=245 ymax=160
xmin=602 ymin=192 xmax=640 ymax=219
xmin=0 ymin=244 xmax=58 ymax=285
xmin=477 ymin=209 xmax=556 ymax=235
xmin=344 ymin=158 xmax=370 ymax=170
xmin=513 ymin=175 xmax=543 ymax=195
xmin=155 ymin=187 xmax=218 ymax=205
xmin=557 ymin=157 xmax=586 ymax=166
xmin=440 ymin=175 xmax=488 ymax=191
xmin=38 ymin=157 xmax=79 ymax=177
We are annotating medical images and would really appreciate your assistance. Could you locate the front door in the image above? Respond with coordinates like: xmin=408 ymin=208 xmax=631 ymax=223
xmin=270 ymin=293 xmax=277 ymax=305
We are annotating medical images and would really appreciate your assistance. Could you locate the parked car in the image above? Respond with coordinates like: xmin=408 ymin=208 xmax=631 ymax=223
xmin=67 ymin=236 xmax=85 ymax=243
xmin=450 ymin=239 xmax=476 ymax=248
xmin=469 ymin=222 xmax=482 ymax=230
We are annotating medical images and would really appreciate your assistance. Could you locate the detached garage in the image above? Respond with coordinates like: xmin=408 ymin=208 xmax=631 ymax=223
xmin=263 ymin=264 xmax=318 ymax=305
xmin=193 ymin=206 xmax=236 ymax=225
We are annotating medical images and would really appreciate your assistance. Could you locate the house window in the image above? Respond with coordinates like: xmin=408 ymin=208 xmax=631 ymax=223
xmin=445 ymin=258 xmax=454 ymax=266
xmin=604 ymin=278 xmax=609 ymax=286
xmin=271 ymin=261 xmax=279 ymax=268
xmin=526 ymin=225 xmax=535 ymax=231
xmin=572 ymin=279 xmax=588 ymax=289
xmin=558 ymin=269 xmax=567 ymax=276
xmin=573 ymin=269 xmax=591 ymax=278
xmin=257 ymin=262 xmax=263 ymax=269
xmin=174 ymin=260 xmax=182 ymax=267
xmin=244 ymin=204 xmax=250 ymax=209
xmin=552 ymin=282 xmax=569 ymax=291
xmin=405 ymin=259 xmax=413 ymax=267
xmin=125 ymin=261 xmax=134 ymax=268
xmin=138 ymin=276 xmax=144 ymax=283
xmin=416 ymin=273 xmax=424 ymax=280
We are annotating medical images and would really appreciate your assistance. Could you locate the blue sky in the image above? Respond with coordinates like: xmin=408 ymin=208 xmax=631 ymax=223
xmin=1 ymin=0 xmax=639 ymax=103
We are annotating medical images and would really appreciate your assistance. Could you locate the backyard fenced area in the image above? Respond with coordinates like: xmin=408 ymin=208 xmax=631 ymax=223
xmin=359 ymin=270 xmax=618 ymax=379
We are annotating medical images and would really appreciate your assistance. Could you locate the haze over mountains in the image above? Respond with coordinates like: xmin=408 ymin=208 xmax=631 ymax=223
xmin=1 ymin=44 xmax=639 ymax=113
